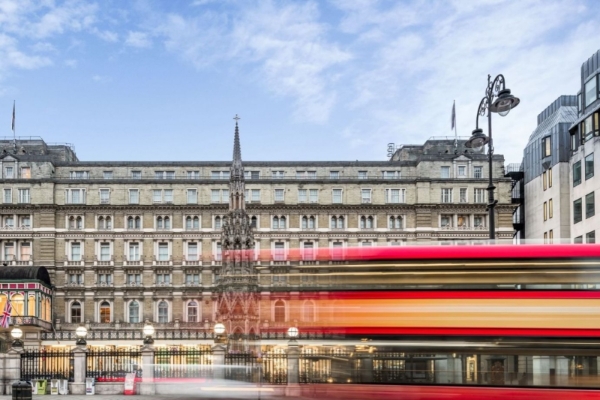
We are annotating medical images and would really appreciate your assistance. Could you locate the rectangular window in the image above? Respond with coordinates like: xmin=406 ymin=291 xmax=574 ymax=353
xmin=274 ymin=189 xmax=284 ymax=202
xmin=70 ymin=171 xmax=89 ymax=179
xmin=440 ymin=215 xmax=452 ymax=228
xmin=332 ymin=189 xmax=342 ymax=204
xmin=386 ymin=188 xmax=405 ymax=203
xmin=474 ymin=215 xmax=485 ymax=228
xmin=71 ymin=242 xmax=81 ymax=261
xmin=272 ymin=171 xmax=285 ymax=179
xmin=585 ymin=115 xmax=594 ymax=142
xmin=5 ymin=166 xmax=13 ymax=179
xmin=457 ymin=165 xmax=466 ymax=177
xmin=3 ymin=216 xmax=13 ymax=227
xmin=131 ymin=171 xmax=141 ymax=179
xmin=128 ymin=242 xmax=140 ymax=261
xmin=474 ymin=166 xmax=482 ymax=179
xmin=459 ymin=188 xmax=467 ymax=203
xmin=383 ymin=171 xmax=400 ymax=179
xmin=361 ymin=189 xmax=371 ymax=203
xmin=303 ymin=242 xmax=314 ymax=260
xmin=251 ymin=171 xmax=260 ymax=179
xmin=441 ymin=188 xmax=453 ymax=203
xmin=585 ymin=75 xmax=597 ymax=108
xmin=187 ymin=189 xmax=197 ymax=204
xmin=543 ymin=171 xmax=547 ymax=190
xmin=309 ymin=189 xmax=318 ymax=202
xmin=103 ymin=171 xmax=113 ymax=179
xmin=298 ymin=189 xmax=307 ymax=203
xmin=358 ymin=171 xmax=368 ymax=179
xmin=586 ymin=192 xmax=595 ymax=218
xmin=99 ymin=189 xmax=110 ymax=204
xmin=296 ymin=171 xmax=305 ymax=179
xmin=549 ymin=198 xmax=553 ymax=219
xmin=274 ymin=242 xmax=285 ymax=261
xmin=129 ymin=189 xmax=139 ymax=204
xmin=20 ymin=167 xmax=30 ymax=179
xmin=572 ymin=132 xmax=580 ymax=151
xmin=18 ymin=189 xmax=30 ymax=204
xmin=153 ymin=189 xmax=162 ymax=203
xmin=330 ymin=171 xmax=339 ymax=179
xmin=307 ymin=171 xmax=316 ymax=179
xmin=542 ymin=136 xmax=551 ymax=158
xmin=457 ymin=215 xmax=469 ymax=228
xmin=187 ymin=171 xmax=199 ymax=179
xmin=574 ymin=198 xmax=583 ymax=224
xmin=19 ymin=216 xmax=30 ymax=228
xmin=544 ymin=232 xmax=548 ymax=244
xmin=332 ymin=242 xmax=343 ymax=260
xmin=573 ymin=161 xmax=582 ymax=186
xmin=158 ymin=243 xmax=169 ymax=261
xmin=543 ymin=201 xmax=547 ymax=221
xmin=474 ymin=188 xmax=486 ymax=203
xmin=549 ymin=167 xmax=553 ymax=188
xmin=20 ymin=242 xmax=31 ymax=260
xmin=65 ymin=189 xmax=85 ymax=204
xmin=587 ymin=231 xmax=596 ymax=244
xmin=211 ymin=189 xmax=220 ymax=203
xmin=185 ymin=273 xmax=200 ymax=285
xmin=100 ymin=243 xmax=111 ymax=261
xmin=574 ymin=236 xmax=583 ymax=244
xmin=187 ymin=243 xmax=198 ymax=260
xmin=586 ymin=153 xmax=594 ymax=180
xmin=164 ymin=189 xmax=173 ymax=203
xmin=3 ymin=189 xmax=12 ymax=204
xmin=251 ymin=189 xmax=260 ymax=202
xmin=441 ymin=166 xmax=450 ymax=178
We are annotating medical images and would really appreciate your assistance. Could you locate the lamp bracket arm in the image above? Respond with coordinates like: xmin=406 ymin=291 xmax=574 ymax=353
xmin=475 ymin=96 xmax=490 ymax=130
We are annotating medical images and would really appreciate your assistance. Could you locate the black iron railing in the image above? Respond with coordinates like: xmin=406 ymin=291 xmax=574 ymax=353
xmin=86 ymin=348 xmax=142 ymax=381
xmin=225 ymin=352 xmax=257 ymax=383
xmin=154 ymin=347 xmax=212 ymax=379
xmin=21 ymin=349 xmax=74 ymax=382
xmin=262 ymin=353 xmax=288 ymax=384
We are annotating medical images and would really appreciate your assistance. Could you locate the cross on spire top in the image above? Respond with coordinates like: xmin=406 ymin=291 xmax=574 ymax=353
xmin=233 ymin=114 xmax=240 ymax=122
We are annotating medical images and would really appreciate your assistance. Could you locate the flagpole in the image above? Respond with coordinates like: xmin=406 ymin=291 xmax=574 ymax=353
xmin=12 ymin=100 xmax=16 ymax=153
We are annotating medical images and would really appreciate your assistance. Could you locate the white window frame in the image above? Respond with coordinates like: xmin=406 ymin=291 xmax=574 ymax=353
xmin=441 ymin=166 xmax=450 ymax=178
xmin=459 ymin=187 xmax=468 ymax=203
xmin=274 ymin=189 xmax=285 ymax=202
xmin=332 ymin=188 xmax=343 ymax=204
xmin=298 ymin=189 xmax=307 ymax=203
xmin=129 ymin=189 xmax=140 ymax=204
xmin=3 ymin=188 xmax=12 ymax=204
xmin=385 ymin=188 xmax=405 ymax=204
xmin=99 ymin=188 xmax=110 ymax=204
xmin=156 ymin=300 xmax=170 ymax=323
xmin=457 ymin=165 xmax=467 ymax=177
xmin=187 ymin=189 xmax=198 ymax=204
xmin=441 ymin=188 xmax=453 ymax=203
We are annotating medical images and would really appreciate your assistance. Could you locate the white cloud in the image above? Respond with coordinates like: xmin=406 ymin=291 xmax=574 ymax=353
xmin=92 ymin=28 xmax=118 ymax=43
xmin=154 ymin=1 xmax=351 ymax=123
xmin=64 ymin=59 xmax=77 ymax=68
xmin=92 ymin=75 xmax=111 ymax=83
xmin=125 ymin=31 xmax=152 ymax=48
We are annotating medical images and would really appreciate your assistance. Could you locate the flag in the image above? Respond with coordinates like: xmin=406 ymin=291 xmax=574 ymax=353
xmin=0 ymin=301 xmax=12 ymax=328
xmin=11 ymin=101 xmax=15 ymax=132
xmin=451 ymin=100 xmax=456 ymax=130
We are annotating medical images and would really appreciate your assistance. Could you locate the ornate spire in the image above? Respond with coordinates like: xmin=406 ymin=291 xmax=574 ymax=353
xmin=231 ymin=114 xmax=243 ymax=180
xmin=230 ymin=115 xmax=245 ymax=211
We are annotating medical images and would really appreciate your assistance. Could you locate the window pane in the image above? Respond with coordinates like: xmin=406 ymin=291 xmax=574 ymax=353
xmin=574 ymin=199 xmax=583 ymax=223
xmin=585 ymin=76 xmax=597 ymax=107
xmin=441 ymin=166 xmax=450 ymax=178
xmin=573 ymin=161 xmax=582 ymax=186
xmin=586 ymin=192 xmax=595 ymax=218
xmin=586 ymin=153 xmax=594 ymax=180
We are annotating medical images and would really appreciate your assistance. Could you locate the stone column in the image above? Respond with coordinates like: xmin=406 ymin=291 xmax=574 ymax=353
xmin=286 ymin=340 xmax=300 ymax=396
xmin=139 ymin=345 xmax=155 ymax=395
xmin=70 ymin=345 xmax=87 ymax=395
xmin=5 ymin=347 xmax=23 ymax=395
xmin=212 ymin=343 xmax=226 ymax=381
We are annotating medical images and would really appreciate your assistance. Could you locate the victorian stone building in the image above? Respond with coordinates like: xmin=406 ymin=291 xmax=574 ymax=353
xmin=0 ymin=126 xmax=514 ymax=347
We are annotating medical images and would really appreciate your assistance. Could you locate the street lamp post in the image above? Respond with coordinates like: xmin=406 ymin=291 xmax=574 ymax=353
xmin=287 ymin=327 xmax=299 ymax=343
xmin=465 ymin=74 xmax=520 ymax=240
xmin=143 ymin=322 xmax=155 ymax=345
xmin=75 ymin=325 xmax=88 ymax=346
xmin=214 ymin=323 xmax=226 ymax=344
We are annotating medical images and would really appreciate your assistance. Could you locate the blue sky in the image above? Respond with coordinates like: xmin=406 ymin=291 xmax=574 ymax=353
xmin=0 ymin=0 xmax=599 ymax=163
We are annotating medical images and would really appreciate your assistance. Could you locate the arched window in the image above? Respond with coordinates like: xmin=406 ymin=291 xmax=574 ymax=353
xmin=389 ymin=216 xmax=403 ymax=229
xmin=366 ymin=216 xmax=373 ymax=229
xmin=187 ymin=301 xmax=198 ymax=322
xmin=27 ymin=295 xmax=36 ymax=316
xmin=337 ymin=216 xmax=344 ymax=229
xmin=128 ymin=216 xmax=134 ymax=229
xmin=99 ymin=301 xmax=111 ymax=323
xmin=128 ymin=216 xmax=141 ymax=229
xmin=360 ymin=216 xmax=365 ymax=229
xmin=279 ymin=216 xmax=286 ymax=229
xmin=251 ymin=216 xmax=257 ymax=228
xmin=274 ymin=300 xmax=285 ymax=323
xmin=186 ymin=216 xmax=192 ymax=229
xmin=272 ymin=216 xmax=279 ymax=229
xmin=44 ymin=298 xmax=51 ymax=321
xmin=129 ymin=301 xmax=139 ymax=323
xmin=331 ymin=216 xmax=336 ymax=228
xmin=69 ymin=216 xmax=82 ymax=230
xmin=106 ymin=216 xmax=112 ymax=229
xmin=157 ymin=216 xmax=164 ymax=229
xmin=215 ymin=216 xmax=222 ymax=230
xmin=303 ymin=300 xmax=315 ymax=322
xmin=158 ymin=301 xmax=169 ymax=323
xmin=98 ymin=216 xmax=104 ymax=229
xmin=11 ymin=294 xmax=24 ymax=317
xmin=186 ymin=216 xmax=199 ymax=230
xmin=165 ymin=216 xmax=171 ymax=229
xmin=302 ymin=216 xmax=308 ymax=229
xmin=71 ymin=301 xmax=82 ymax=323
